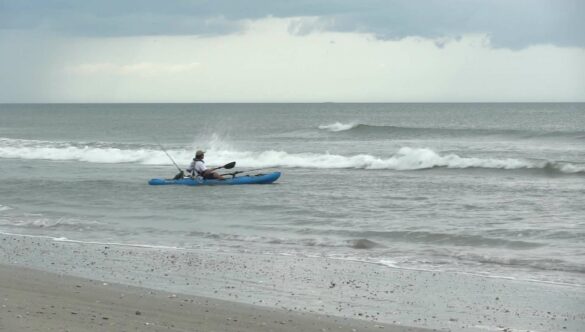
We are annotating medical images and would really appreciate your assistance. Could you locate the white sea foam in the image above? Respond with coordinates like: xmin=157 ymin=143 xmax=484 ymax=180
xmin=318 ymin=122 xmax=358 ymax=132
xmin=213 ymin=147 xmax=585 ymax=173
xmin=1 ymin=137 xmax=584 ymax=173
xmin=0 ymin=230 xmax=181 ymax=250
xmin=0 ymin=205 xmax=12 ymax=212
xmin=0 ymin=137 xmax=184 ymax=165
xmin=0 ymin=216 xmax=104 ymax=229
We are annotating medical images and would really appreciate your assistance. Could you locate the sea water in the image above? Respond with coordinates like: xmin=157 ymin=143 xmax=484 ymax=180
xmin=0 ymin=103 xmax=584 ymax=287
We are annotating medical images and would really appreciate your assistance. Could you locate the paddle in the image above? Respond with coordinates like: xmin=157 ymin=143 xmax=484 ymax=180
xmin=238 ymin=167 xmax=272 ymax=173
xmin=211 ymin=161 xmax=236 ymax=171
xmin=221 ymin=166 xmax=273 ymax=178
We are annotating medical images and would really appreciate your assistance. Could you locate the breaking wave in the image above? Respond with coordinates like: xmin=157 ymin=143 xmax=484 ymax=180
xmin=318 ymin=122 xmax=359 ymax=132
xmin=1 ymin=137 xmax=584 ymax=174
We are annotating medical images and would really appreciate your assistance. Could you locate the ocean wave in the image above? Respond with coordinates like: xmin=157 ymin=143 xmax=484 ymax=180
xmin=0 ymin=205 xmax=12 ymax=212
xmin=0 ymin=215 xmax=104 ymax=229
xmin=0 ymin=137 xmax=177 ymax=164
xmin=188 ymin=230 xmax=385 ymax=249
xmin=218 ymin=147 xmax=585 ymax=174
xmin=316 ymin=122 xmax=585 ymax=140
xmin=190 ymin=229 xmax=585 ymax=278
xmin=318 ymin=122 xmax=359 ymax=132
xmin=454 ymin=252 xmax=585 ymax=274
xmin=1 ymin=137 xmax=584 ymax=174
xmin=273 ymin=227 xmax=546 ymax=249
xmin=194 ymin=226 xmax=544 ymax=250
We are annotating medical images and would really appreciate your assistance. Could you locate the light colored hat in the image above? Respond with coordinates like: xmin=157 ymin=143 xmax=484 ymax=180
xmin=195 ymin=150 xmax=205 ymax=157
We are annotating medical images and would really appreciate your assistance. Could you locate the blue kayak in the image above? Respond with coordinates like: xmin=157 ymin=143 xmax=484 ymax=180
xmin=149 ymin=172 xmax=281 ymax=186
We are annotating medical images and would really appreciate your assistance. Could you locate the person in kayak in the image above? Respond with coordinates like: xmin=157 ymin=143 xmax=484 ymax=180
xmin=186 ymin=150 xmax=224 ymax=180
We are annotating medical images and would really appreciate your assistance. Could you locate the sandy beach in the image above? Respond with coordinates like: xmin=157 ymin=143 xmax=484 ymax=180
xmin=0 ymin=264 xmax=430 ymax=332
xmin=1 ymin=234 xmax=583 ymax=331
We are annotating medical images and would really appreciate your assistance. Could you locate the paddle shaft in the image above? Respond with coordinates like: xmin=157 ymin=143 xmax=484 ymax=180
xmin=222 ymin=167 xmax=271 ymax=177
xmin=236 ymin=167 xmax=273 ymax=173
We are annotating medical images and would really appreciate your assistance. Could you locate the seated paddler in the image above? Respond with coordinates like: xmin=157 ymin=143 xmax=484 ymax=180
xmin=186 ymin=150 xmax=224 ymax=180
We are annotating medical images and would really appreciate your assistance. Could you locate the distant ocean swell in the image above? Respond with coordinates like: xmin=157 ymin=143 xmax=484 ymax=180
xmin=1 ymin=137 xmax=584 ymax=174
xmin=317 ymin=122 xmax=585 ymax=139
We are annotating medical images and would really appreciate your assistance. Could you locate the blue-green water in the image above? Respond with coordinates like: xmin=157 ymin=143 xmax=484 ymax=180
xmin=1 ymin=103 xmax=584 ymax=286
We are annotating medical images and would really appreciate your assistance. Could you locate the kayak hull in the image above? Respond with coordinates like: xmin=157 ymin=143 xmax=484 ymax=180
xmin=148 ymin=172 xmax=281 ymax=186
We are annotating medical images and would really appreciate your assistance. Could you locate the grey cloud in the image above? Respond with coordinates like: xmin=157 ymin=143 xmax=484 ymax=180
xmin=0 ymin=0 xmax=583 ymax=48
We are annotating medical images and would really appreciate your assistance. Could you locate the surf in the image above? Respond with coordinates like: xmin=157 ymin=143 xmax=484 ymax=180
xmin=1 ymin=137 xmax=584 ymax=174
xmin=318 ymin=122 xmax=359 ymax=132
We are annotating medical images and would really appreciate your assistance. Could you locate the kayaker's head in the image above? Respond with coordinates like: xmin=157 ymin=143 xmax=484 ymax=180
xmin=195 ymin=150 xmax=205 ymax=159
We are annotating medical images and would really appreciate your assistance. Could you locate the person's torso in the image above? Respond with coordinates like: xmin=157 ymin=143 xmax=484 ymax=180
xmin=194 ymin=159 xmax=207 ymax=174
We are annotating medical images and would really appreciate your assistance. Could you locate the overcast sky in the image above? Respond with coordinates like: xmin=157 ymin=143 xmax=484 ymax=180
xmin=1 ymin=0 xmax=584 ymax=102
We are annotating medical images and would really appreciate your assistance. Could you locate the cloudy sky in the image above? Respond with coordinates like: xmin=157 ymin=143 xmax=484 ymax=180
xmin=0 ymin=0 xmax=584 ymax=102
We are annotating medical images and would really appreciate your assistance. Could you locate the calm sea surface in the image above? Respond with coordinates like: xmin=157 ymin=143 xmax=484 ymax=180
xmin=1 ymin=103 xmax=584 ymax=285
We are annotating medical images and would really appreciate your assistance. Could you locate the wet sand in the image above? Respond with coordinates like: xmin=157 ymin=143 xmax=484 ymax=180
xmin=0 ymin=264 xmax=428 ymax=332
xmin=0 ymin=234 xmax=583 ymax=331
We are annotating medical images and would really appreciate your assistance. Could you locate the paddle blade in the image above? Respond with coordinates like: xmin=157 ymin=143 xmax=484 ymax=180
xmin=223 ymin=161 xmax=236 ymax=169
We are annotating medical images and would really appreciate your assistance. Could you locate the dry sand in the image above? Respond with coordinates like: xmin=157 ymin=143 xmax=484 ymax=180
xmin=0 ymin=264 xmax=429 ymax=332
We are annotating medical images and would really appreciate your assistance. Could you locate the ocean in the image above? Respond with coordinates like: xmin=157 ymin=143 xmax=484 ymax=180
xmin=1 ymin=103 xmax=584 ymax=284
xmin=1 ymin=103 xmax=584 ymax=330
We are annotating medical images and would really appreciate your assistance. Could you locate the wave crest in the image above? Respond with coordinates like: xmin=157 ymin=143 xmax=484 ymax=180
xmin=318 ymin=122 xmax=358 ymax=132
xmin=0 ymin=204 xmax=12 ymax=212
xmin=218 ymin=147 xmax=585 ymax=174
xmin=1 ymin=138 xmax=584 ymax=174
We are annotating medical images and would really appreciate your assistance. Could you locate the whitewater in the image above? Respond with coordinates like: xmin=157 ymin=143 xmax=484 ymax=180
xmin=1 ymin=137 xmax=584 ymax=174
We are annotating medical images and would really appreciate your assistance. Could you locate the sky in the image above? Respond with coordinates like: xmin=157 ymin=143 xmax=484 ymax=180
xmin=0 ymin=0 xmax=584 ymax=103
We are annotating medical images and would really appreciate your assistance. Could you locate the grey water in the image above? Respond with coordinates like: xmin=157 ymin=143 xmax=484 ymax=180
xmin=1 ymin=103 xmax=584 ymax=286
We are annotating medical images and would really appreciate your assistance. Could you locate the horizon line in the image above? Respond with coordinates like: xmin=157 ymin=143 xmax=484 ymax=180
xmin=2 ymin=101 xmax=584 ymax=105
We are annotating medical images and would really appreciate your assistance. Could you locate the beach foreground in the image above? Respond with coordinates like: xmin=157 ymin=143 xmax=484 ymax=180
xmin=0 ymin=264 xmax=427 ymax=332
xmin=1 ymin=234 xmax=583 ymax=331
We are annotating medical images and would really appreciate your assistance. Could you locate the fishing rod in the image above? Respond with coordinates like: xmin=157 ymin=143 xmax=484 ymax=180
xmin=153 ymin=139 xmax=184 ymax=178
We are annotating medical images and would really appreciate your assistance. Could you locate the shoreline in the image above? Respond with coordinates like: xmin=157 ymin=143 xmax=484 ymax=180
xmin=0 ymin=264 xmax=423 ymax=332
xmin=1 ymin=233 xmax=584 ymax=331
